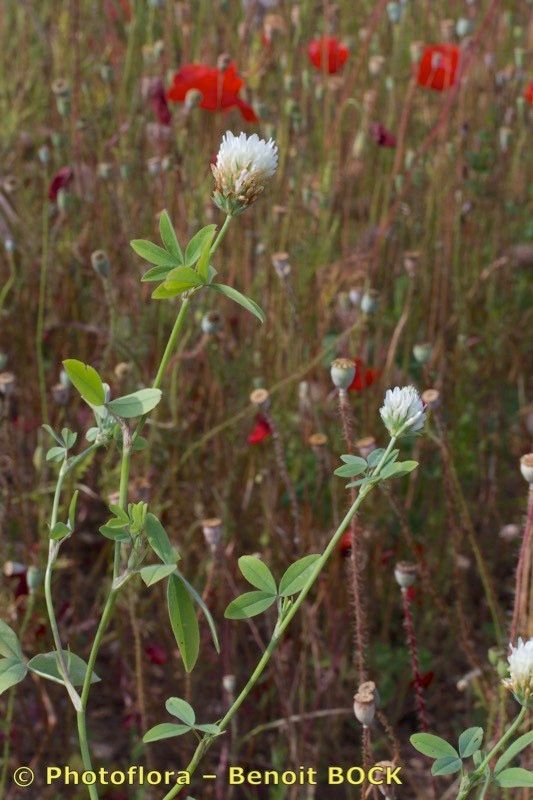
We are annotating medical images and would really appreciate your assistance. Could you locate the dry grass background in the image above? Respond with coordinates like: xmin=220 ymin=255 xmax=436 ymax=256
xmin=0 ymin=1 xmax=532 ymax=798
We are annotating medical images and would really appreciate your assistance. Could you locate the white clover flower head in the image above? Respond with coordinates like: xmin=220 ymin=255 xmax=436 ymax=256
xmin=503 ymin=638 xmax=533 ymax=706
xmin=212 ymin=131 xmax=278 ymax=216
xmin=380 ymin=385 xmax=426 ymax=437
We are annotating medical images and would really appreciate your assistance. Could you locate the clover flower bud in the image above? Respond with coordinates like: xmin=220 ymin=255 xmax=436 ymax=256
xmin=503 ymin=638 xmax=533 ymax=707
xmin=212 ymin=131 xmax=278 ymax=216
xmin=413 ymin=342 xmax=432 ymax=365
xmin=202 ymin=518 xmax=223 ymax=554
xmin=519 ymin=453 xmax=533 ymax=484
xmin=394 ymin=561 xmax=418 ymax=589
xmin=0 ymin=372 xmax=16 ymax=397
xmin=91 ymin=249 xmax=110 ymax=279
xmin=380 ymin=386 xmax=426 ymax=437
xmin=330 ymin=358 xmax=356 ymax=391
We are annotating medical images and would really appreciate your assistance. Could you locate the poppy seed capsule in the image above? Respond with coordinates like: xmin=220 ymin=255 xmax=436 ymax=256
xmin=386 ymin=2 xmax=402 ymax=24
xmin=520 ymin=454 xmax=533 ymax=484
xmin=3 ymin=561 xmax=26 ymax=577
xmin=0 ymin=372 xmax=16 ymax=396
xmin=394 ymin=562 xmax=417 ymax=589
xmin=217 ymin=53 xmax=232 ymax=72
xmin=202 ymin=518 xmax=223 ymax=553
xmin=353 ymin=690 xmax=376 ymax=726
xmin=356 ymin=436 xmax=376 ymax=458
xmin=271 ymin=251 xmax=291 ymax=278
xmin=413 ymin=342 xmax=432 ymax=365
xmin=330 ymin=358 xmax=356 ymax=390
xmin=421 ymin=388 xmax=440 ymax=409
xmin=26 ymin=566 xmax=43 ymax=593
xmin=97 ymin=162 xmax=113 ymax=180
xmin=250 ymin=388 xmax=270 ymax=409
xmin=52 ymin=78 xmax=71 ymax=99
xmin=368 ymin=55 xmax=385 ymax=76
xmin=308 ymin=432 xmax=328 ymax=450
xmin=360 ymin=290 xmax=378 ymax=314
xmin=91 ymin=250 xmax=110 ymax=279
xmin=222 ymin=674 xmax=236 ymax=694
xmin=201 ymin=311 xmax=222 ymax=335
xmin=3 ymin=176 xmax=19 ymax=194
xmin=4 ymin=239 xmax=14 ymax=254
xmin=52 ymin=382 xmax=70 ymax=406
xmin=184 ymin=88 xmax=203 ymax=111
xmin=456 ymin=17 xmax=474 ymax=38
xmin=374 ymin=761 xmax=398 ymax=798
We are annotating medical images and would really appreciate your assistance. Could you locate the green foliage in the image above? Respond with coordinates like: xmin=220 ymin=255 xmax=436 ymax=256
xmin=410 ymin=733 xmax=459 ymax=760
xmin=278 ymin=555 xmax=320 ymax=597
xmin=335 ymin=447 xmax=419 ymax=490
xmin=62 ymin=359 xmax=106 ymax=406
xmin=0 ymin=622 xmax=27 ymax=696
xmin=27 ymin=651 xmax=100 ymax=687
xmin=238 ymin=555 xmax=277 ymax=594
xmin=225 ymin=591 xmax=277 ymax=620
xmin=494 ymin=768 xmax=533 ymax=788
xmin=209 ymin=283 xmax=265 ymax=323
xmin=140 ymin=564 xmax=176 ymax=587
xmin=167 ymin=574 xmax=200 ymax=673
xmin=107 ymin=388 xmax=162 ymax=418
xmin=145 ymin=513 xmax=177 ymax=564
xmin=458 ymin=727 xmax=484 ymax=759
xmin=143 ymin=696 xmax=221 ymax=744
xmin=494 ymin=730 xmax=533 ymax=774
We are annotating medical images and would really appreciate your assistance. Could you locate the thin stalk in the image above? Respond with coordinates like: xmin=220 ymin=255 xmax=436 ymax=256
xmin=160 ymin=437 xmax=398 ymax=800
xmin=36 ymin=176 xmax=50 ymax=424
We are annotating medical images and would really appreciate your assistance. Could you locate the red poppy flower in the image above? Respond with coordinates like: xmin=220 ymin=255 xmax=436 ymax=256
xmin=370 ymin=122 xmax=397 ymax=148
xmin=348 ymin=358 xmax=378 ymax=392
xmin=416 ymin=45 xmax=460 ymax=91
xmin=145 ymin=643 xmax=168 ymax=666
xmin=48 ymin=166 xmax=74 ymax=201
xmin=525 ymin=82 xmax=533 ymax=105
xmin=167 ymin=63 xmax=258 ymax=122
xmin=307 ymin=36 xmax=349 ymax=74
xmin=104 ymin=0 xmax=130 ymax=22
xmin=247 ymin=414 xmax=272 ymax=445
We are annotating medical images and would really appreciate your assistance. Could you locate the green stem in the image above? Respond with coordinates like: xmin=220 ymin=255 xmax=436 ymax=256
xmin=76 ymin=712 xmax=99 ymax=800
xmin=211 ymin=214 xmax=231 ymax=255
xmin=0 ymin=249 xmax=16 ymax=315
xmin=152 ymin=297 xmax=191 ymax=391
xmin=457 ymin=706 xmax=527 ymax=800
xmin=161 ymin=438 xmax=398 ymax=800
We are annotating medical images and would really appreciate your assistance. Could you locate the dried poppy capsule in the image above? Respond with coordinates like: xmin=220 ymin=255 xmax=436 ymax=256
xmin=421 ymin=388 xmax=440 ymax=409
xmin=250 ymin=388 xmax=270 ymax=409
xmin=360 ymin=290 xmax=378 ymax=314
xmin=202 ymin=518 xmax=223 ymax=553
xmin=403 ymin=250 xmax=420 ymax=276
xmin=308 ymin=432 xmax=328 ymax=451
xmin=222 ymin=674 xmax=236 ymax=694
xmin=330 ymin=358 xmax=356 ymax=391
xmin=91 ymin=250 xmax=110 ymax=278
xmin=0 ymin=372 xmax=16 ymax=396
xmin=52 ymin=382 xmax=70 ymax=406
xmin=353 ymin=681 xmax=377 ymax=726
xmin=271 ymin=252 xmax=291 ymax=278
xmin=394 ymin=561 xmax=418 ymax=589
xmin=356 ymin=436 xmax=376 ymax=459
xmin=201 ymin=311 xmax=222 ymax=335
xmin=520 ymin=454 xmax=533 ymax=483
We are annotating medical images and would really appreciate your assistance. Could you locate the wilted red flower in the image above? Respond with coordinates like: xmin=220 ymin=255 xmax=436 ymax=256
xmin=307 ymin=36 xmax=349 ymax=74
xmin=338 ymin=531 xmax=352 ymax=556
xmin=416 ymin=44 xmax=460 ymax=91
xmin=147 ymin=78 xmax=172 ymax=125
xmin=525 ymin=82 xmax=533 ymax=105
xmin=411 ymin=670 xmax=434 ymax=690
xmin=48 ymin=166 xmax=74 ymax=201
xmin=167 ymin=63 xmax=258 ymax=122
xmin=247 ymin=414 xmax=272 ymax=445
xmin=370 ymin=123 xmax=397 ymax=148
xmin=348 ymin=358 xmax=378 ymax=392
xmin=144 ymin=642 xmax=168 ymax=665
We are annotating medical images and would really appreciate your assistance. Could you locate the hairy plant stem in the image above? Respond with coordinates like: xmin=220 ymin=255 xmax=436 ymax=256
xmin=456 ymin=706 xmax=527 ymax=800
xmin=160 ymin=437 xmax=398 ymax=800
xmin=36 ymin=172 xmax=50 ymax=424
